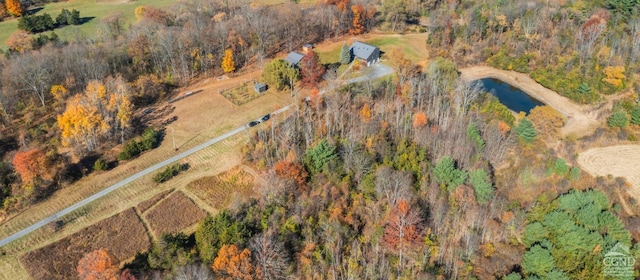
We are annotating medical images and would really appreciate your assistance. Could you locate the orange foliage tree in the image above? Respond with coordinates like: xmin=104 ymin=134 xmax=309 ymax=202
xmin=384 ymin=200 xmax=424 ymax=272
xmin=5 ymin=30 xmax=32 ymax=53
xmin=5 ymin=0 xmax=22 ymax=17
xmin=212 ymin=244 xmax=256 ymax=280
xmin=222 ymin=49 xmax=235 ymax=73
xmin=349 ymin=4 xmax=366 ymax=35
xmin=0 ymin=3 xmax=8 ymax=19
xmin=413 ymin=112 xmax=428 ymax=128
xmin=12 ymin=149 xmax=50 ymax=184
xmin=274 ymin=160 xmax=308 ymax=188
xmin=359 ymin=103 xmax=371 ymax=122
xmin=77 ymin=249 xmax=119 ymax=280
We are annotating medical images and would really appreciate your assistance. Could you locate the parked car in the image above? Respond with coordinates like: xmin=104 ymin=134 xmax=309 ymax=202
xmin=261 ymin=114 xmax=271 ymax=122
xmin=248 ymin=121 xmax=260 ymax=127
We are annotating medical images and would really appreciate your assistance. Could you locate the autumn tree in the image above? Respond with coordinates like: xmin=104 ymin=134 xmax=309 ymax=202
xmin=528 ymin=106 xmax=565 ymax=140
xmin=5 ymin=30 xmax=32 ymax=53
xmin=359 ymin=103 xmax=371 ymax=122
xmin=6 ymin=0 xmax=22 ymax=17
xmin=602 ymin=66 xmax=625 ymax=90
xmin=384 ymin=200 xmax=423 ymax=275
xmin=58 ymin=79 xmax=133 ymax=152
xmin=77 ymin=249 xmax=119 ymax=280
xmin=0 ymin=3 xmax=7 ymax=19
xmin=350 ymin=4 xmax=366 ymax=35
xmin=299 ymin=51 xmax=325 ymax=88
xmin=274 ymin=160 xmax=308 ymax=188
xmin=412 ymin=112 xmax=428 ymax=128
xmin=12 ymin=149 xmax=50 ymax=184
xmin=222 ymin=49 xmax=236 ymax=73
xmin=212 ymin=244 xmax=256 ymax=280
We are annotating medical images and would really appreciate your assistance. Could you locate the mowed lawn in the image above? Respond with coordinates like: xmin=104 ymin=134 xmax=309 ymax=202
xmin=317 ymin=33 xmax=429 ymax=65
xmin=0 ymin=0 xmax=178 ymax=49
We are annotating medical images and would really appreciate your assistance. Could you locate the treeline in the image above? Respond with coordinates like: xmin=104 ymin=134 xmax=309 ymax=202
xmin=17 ymin=8 xmax=80 ymax=33
xmin=0 ymin=1 xmax=358 ymax=217
xmin=423 ymin=0 xmax=640 ymax=104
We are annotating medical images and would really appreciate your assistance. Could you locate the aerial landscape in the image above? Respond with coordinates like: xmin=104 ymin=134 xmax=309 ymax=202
xmin=0 ymin=0 xmax=638 ymax=279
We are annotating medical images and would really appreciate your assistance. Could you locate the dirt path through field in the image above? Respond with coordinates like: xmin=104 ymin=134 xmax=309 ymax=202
xmin=459 ymin=66 xmax=602 ymax=137
xmin=577 ymin=145 xmax=640 ymax=203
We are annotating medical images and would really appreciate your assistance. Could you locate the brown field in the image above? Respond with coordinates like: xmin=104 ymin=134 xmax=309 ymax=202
xmin=144 ymin=191 xmax=208 ymax=237
xmin=136 ymin=189 xmax=174 ymax=214
xmin=185 ymin=166 xmax=257 ymax=209
xmin=577 ymin=145 xmax=640 ymax=201
xmin=19 ymin=208 xmax=149 ymax=280
xmin=220 ymin=82 xmax=264 ymax=105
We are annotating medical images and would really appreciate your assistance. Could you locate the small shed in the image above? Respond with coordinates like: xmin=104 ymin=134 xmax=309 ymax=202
xmin=303 ymin=43 xmax=314 ymax=52
xmin=254 ymin=83 xmax=268 ymax=93
xmin=349 ymin=41 xmax=380 ymax=67
xmin=284 ymin=51 xmax=305 ymax=67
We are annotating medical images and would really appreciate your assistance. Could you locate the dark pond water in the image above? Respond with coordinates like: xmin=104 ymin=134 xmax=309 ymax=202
xmin=473 ymin=78 xmax=544 ymax=114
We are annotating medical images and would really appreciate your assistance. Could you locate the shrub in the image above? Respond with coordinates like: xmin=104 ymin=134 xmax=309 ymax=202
xmin=607 ymin=111 xmax=629 ymax=128
xmin=118 ymin=140 xmax=140 ymax=161
xmin=118 ymin=128 xmax=160 ymax=161
xmin=93 ymin=159 xmax=108 ymax=171
xmin=553 ymin=158 xmax=569 ymax=176
xmin=153 ymin=163 xmax=188 ymax=183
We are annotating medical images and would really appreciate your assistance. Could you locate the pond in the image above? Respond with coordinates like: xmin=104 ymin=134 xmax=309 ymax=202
xmin=473 ymin=78 xmax=544 ymax=114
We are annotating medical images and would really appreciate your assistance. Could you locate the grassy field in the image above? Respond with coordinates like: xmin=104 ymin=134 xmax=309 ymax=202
xmin=185 ymin=166 xmax=256 ymax=209
xmin=19 ymin=208 xmax=150 ymax=280
xmin=143 ymin=191 xmax=208 ymax=238
xmin=316 ymin=33 xmax=430 ymax=66
xmin=0 ymin=0 xmax=178 ymax=49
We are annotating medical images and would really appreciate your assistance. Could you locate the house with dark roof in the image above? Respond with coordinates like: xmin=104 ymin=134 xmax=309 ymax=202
xmin=284 ymin=51 xmax=305 ymax=67
xmin=349 ymin=41 xmax=380 ymax=67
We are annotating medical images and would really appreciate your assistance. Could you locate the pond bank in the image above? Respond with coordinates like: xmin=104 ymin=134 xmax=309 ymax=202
xmin=459 ymin=66 xmax=601 ymax=137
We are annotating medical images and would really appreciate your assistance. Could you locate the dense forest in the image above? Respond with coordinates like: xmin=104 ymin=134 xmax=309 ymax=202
xmin=0 ymin=0 xmax=638 ymax=278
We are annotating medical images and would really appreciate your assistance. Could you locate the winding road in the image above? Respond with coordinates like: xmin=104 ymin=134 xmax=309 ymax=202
xmin=0 ymin=63 xmax=394 ymax=249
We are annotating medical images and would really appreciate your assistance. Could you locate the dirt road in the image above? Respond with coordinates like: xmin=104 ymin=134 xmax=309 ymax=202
xmin=459 ymin=66 xmax=601 ymax=137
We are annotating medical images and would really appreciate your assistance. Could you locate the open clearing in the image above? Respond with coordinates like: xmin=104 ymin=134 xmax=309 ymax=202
xmin=316 ymin=32 xmax=429 ymax=65
xmin=578 ymin=145 xmax=640 ymax=201
xmin=19 ymin=208 xmax=150 ymax=280
xmin=0 ymin=0 xmax=177 ymax=49
xmin=459 ymin=66 xmax=602 ymax=138
xmin=185 ymin=166 xmax=256 ymax=209
xmin=143 ymin=191 xmax=208 ymax=237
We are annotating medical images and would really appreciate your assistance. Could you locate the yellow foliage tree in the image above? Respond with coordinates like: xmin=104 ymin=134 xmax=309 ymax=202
xmin=134 ymin=6 xmax=146 ymax=20
xmin=222 ymin=49 xmax=235 ymax=73
xmin=528 ymin=106 xmax=565 ymax=139
xmin=212 ymin=244 xmax=255 ymax=280
xmin=602 ymin=66 xmax=625 ymax=89
xmin=57 ymin=95 xmax=104 ymax=152
xmin=58 ymin=79 xmax=133 ymax=152
xmin=5 ymin=0 xmax=22 ymax=17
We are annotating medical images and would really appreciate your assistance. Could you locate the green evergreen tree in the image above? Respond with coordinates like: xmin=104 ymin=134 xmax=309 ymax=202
xmin=339 ymin=42 xmax=351 ymax=65
xmin=629 ymin=107 xmax=640 ymax=125
xmin=607 ymin=111 xmax=629 ymax=128
xmin=466 ymin=123 xmax=485 ymax=150
xmin=468 ymin=169 xmax=493 ymax=204
xmin=433 ymin=156 xmax=467 ymax=192
xmin=195 ymin=211 xmax=249 ymax=264
xmin=515 ymin=118 xmax=537 ymax=143
xmin=305 ymin=139 xmax=337 ymax=174
xmin=522 ymin=245 xmax=556 ymax=277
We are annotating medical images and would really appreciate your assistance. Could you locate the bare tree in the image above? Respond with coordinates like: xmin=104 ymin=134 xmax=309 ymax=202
xmin=375 ymin=166 xmax=413 ymax=205
xmin=250 ymin=233 xmax=289 ymax=280
xmin=173 ymin=263 xmax=214 ymax=280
